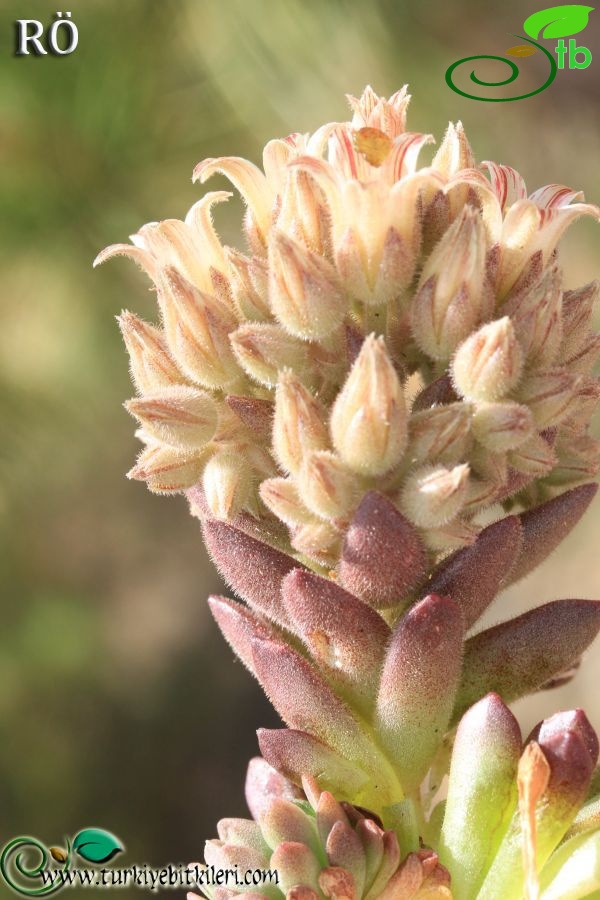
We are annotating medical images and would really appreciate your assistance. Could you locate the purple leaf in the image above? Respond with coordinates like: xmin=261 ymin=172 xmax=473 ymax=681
xmin=455 ymin=599 xmax=600 ymax=719
xmin=202 ymin=519 xmax=301 ymax=627
xmin=428 ymin=516 xmax=522 ymax=628
xmin=507 ymin=484 xmax=597 ymax=585
xmin=251 ymin=638 xmax=380 ymax=775
xmin=208 ymin=595 xmax=278 ymax=675
xmin=529 ymin=709 xmax=599 ymax=768
xmin=375 ymin=594 xmax=464 ymax=790
xmin=339 ymin=492 xmax=426 ymax=609
xmin=257 ymin=728 xmax=370 ymax=798
xmin=282 ymin=569 xmax=390 ymax=707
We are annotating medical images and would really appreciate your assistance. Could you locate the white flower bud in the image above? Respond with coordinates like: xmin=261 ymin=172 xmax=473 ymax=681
xmin=452 ymin=317 xmax=523 ymax=401
xmin=472 ymin=401 xmax=533 ymax=452
xmin=518 ymin=369 xmax=579 ymax=429
xmin=400 ymin=463 xmax=470 ymax=528
xmin=128 ymin=445 xmax=205 ymax=494
xmin=225 ymin=248 xmax=270 ymax=321
xmin=273 ymin=371 xmax=330 ymax=475
xmin=118 ymin=312 xmax=183 ymax=394
xmin=291 ymin=520 xmax=341 ymax=565
xmin=508 ymin=433 xmax=557 ymax=476
xmin=269 ymin=231 xmax=347 ymax=339
xmin=230 ymin=324 xmax=312 ymax=388
xmin=298 ymin=451 xmax=360 ymax=520
xmin=203 ymin=450 xmax=252 ymax=520
xmin=421 ymin=518 xmax=479 ymax=552
xmin=159 ymin=267 xmax=242 ymax=390
xmin=330 ymin=335 xmax=407 ymax=476
xmin=259 ymin=478 xmax=314 ymax=527
xmin=408 ymin=402 xmax=472 ymax=464
xmin=502 ymin=266 xmax=562 ymax=365
xmin=412 ymin=207 xmax=487 ymax=360
xmin=125 ymin=385 xmax=218 ymax=451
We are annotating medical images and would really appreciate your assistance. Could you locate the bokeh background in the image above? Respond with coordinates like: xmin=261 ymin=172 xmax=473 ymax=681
xmin=0 ymin=0 xmax=598 ymax=896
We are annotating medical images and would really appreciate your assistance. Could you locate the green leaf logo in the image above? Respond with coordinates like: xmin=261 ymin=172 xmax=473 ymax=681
xmin=72 ymin=828 xmax=123 ymax=864
xmin=523 ymin=4 xmax=594 ymax=39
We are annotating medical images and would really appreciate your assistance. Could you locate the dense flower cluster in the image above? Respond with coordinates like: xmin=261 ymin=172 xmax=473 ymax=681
xmin=97 ymin=86 xmax=600 ymax=568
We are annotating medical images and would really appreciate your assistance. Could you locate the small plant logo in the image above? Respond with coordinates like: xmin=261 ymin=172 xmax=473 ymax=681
xmin=446 ymin=4 xmax=594 ymax=101
xmin=0 ymin=828 xmax=123 ymax=896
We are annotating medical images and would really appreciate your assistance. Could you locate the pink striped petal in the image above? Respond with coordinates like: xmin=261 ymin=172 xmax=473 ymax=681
xmin=381 ymin=132 xmax=434 ymax=183
xmin=262 ymin=134 xmax=305 ymax=191
xmin=481 ymin=161 xmax=527 ymax=211
xmin=529 ymin=184 xmax=584 ymax=210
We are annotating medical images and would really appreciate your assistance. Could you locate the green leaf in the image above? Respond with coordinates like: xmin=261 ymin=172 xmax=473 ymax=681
xmin=523 ymin=5 xmax=594 ymax=40
xmin=292 ymin=799 xmax=316 ymax=818
xmin=72 ymin=828 xmax=123 ymax=864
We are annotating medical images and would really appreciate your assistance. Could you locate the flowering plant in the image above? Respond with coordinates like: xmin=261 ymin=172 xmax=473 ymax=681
xmin=98 ymin=87 xmax=600 ymax=899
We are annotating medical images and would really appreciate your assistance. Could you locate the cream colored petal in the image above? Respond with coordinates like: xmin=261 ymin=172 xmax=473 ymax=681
xmin=432 ymin=121 xmax=474 ymax=176
xmin=93 ymin=243 xmax=158 ymax=283
xmin=445 ymin=168 xmax=503 ymax=241
xmin=193 ymin=156 xmax=273 ymax=238
xmin=184 ymin=191 xmax=232 ymax=271
xmin=136 ymin=219 xmax=213 ymax=294
xmin=262 ymin=133 xmax=306 ymax=192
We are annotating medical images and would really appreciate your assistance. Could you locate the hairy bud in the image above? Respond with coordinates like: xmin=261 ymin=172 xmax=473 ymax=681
xmin=269 ymin=231 xmax=346 ymax=339
xmin=472 ymin=401 xmax=533 ymax=452
xmin=259 ymin=477 xmax=314 ymax=527
xmin=125 ymin=385 xmax=218 ymax=450
xmin=203 ymin=450 xmax=253 ymax=520
xmin=330 ymin=335 xmax=407 ymax=476
xmin=273 ymin=371 xmax=330 ymax=475
xmin=412 ymin=207 xmax=487 ymax=361
xmin=407 ymin=402 xmax=472 ymax=464
xmin=231 ymin=323 xmax=311 ymax=388
xmin=452 ymin=317 xmax=523 ymax=401
xmin=118 ymin=311 xmax=183 ymax=394
xmin=298 ymin=451 xmax=360 ymax=520
xmin=159 ymin=267 xmax=241 ymax=389
xmin=400 ymin=463 xmax=470 ymax=529
xmin=128 ymin=444 xmax=204 ymax=493
xmin=517 ymin=369 xmax=578 ymax=429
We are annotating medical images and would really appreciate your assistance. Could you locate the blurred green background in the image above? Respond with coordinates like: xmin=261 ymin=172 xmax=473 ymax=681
xmin=0 ymin=0 xmax=598 ymax=896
